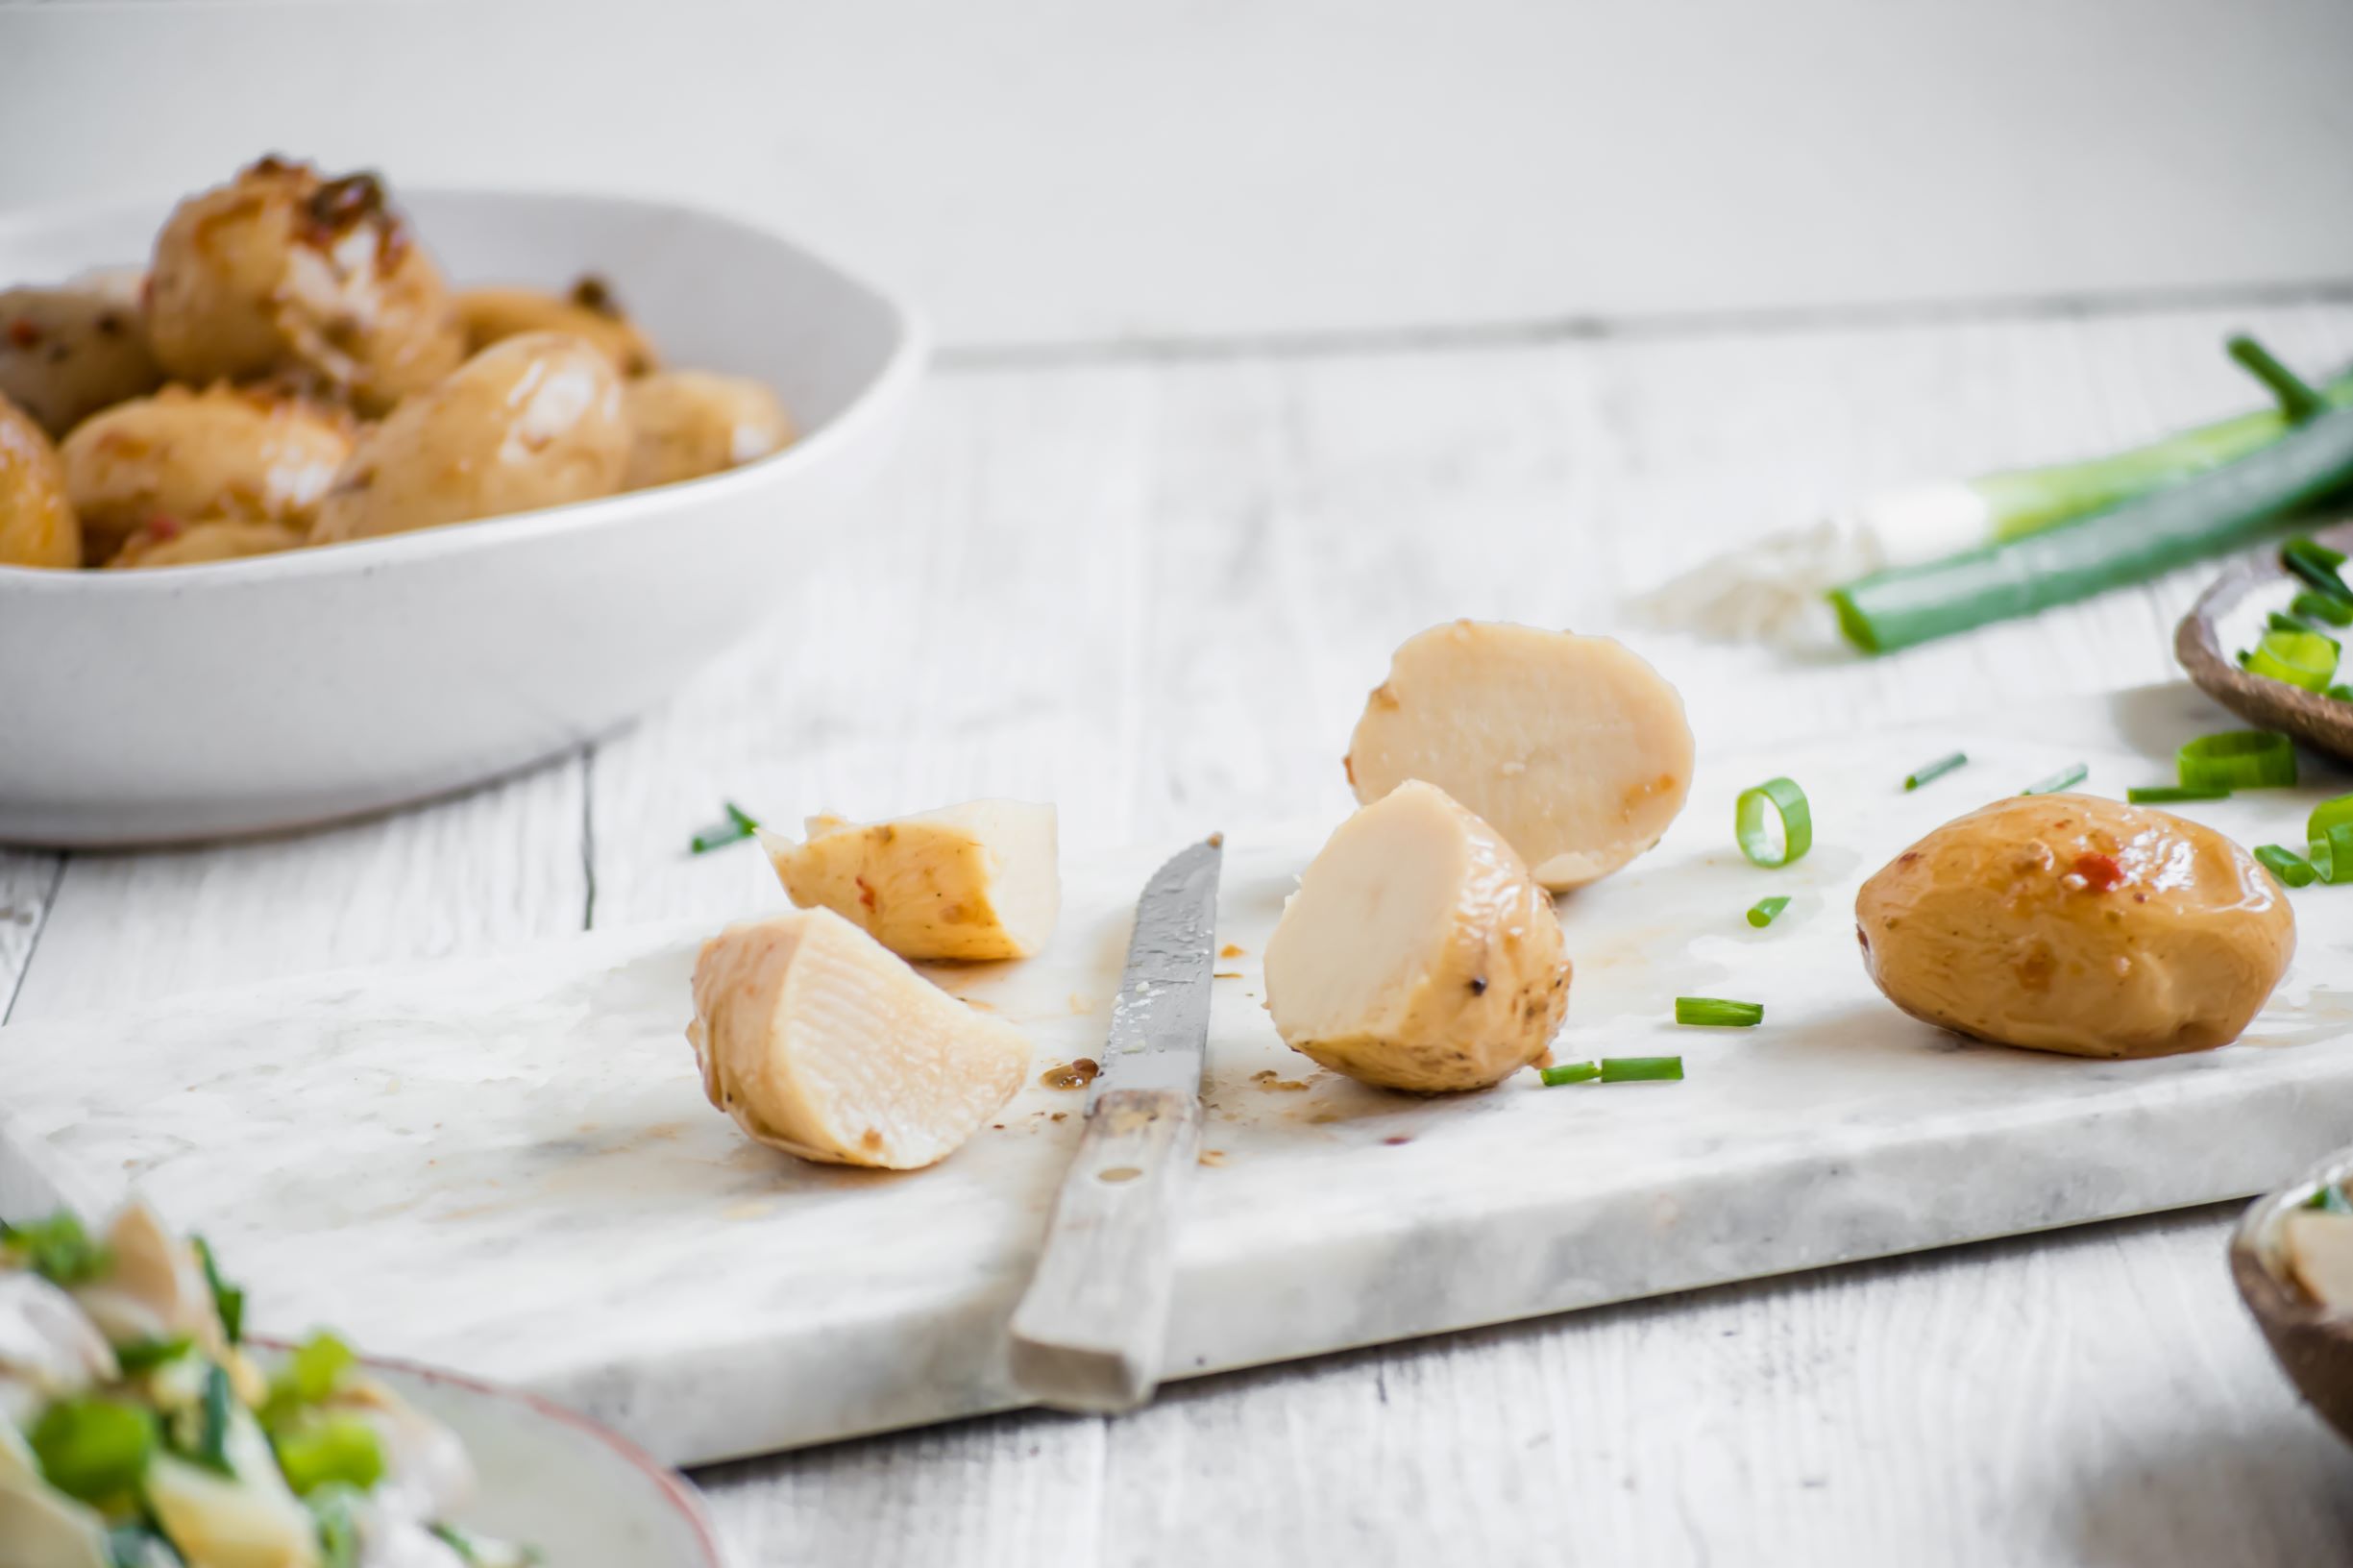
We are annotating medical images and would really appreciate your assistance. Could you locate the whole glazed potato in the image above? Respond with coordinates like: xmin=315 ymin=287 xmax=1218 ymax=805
xmin=60 ymin=383 xmax=354 ymax=565
xmin=1855 ymin=794 xmax=2293 ymax=1058
xmin=0 ymin=392 xmax=79 ymax=569
xmin=146 ymin=156 xmax=464 ymax=412
xmin=0 ymin=283 xmax=163 ymax=439
xmin=309 ymin=331 xmax=628 ymax=545
xmin=455 ymin=277 xmax=656 ymax=378
xmin=623 ymin=369 xmax=795 ymax=490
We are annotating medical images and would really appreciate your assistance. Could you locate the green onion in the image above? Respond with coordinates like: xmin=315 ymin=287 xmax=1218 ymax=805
xmin=2307 ymin=1184 xmax=2353 ymax=1214
xmin=2256 ymin=844 xmax=2317 ymax=888
xmin=2331 ymin=684 xmax=2353 ymax=703
xmin=179 ymin=1361 xmax=234 ymax=1476
xmin=106 ymin=1525 xmax=180 ymax=1568
xmin=2020 ymin=762 xmax=2087 ymax=796
xmin=30 ymin=1398 xmax=157 ymax=1502
xmin=1902 ymin=751 xmax=1968 ymax=791
xmin=2310 ymin=823 xmax=2353 ymax=885
xmin=0 ymin=1212 xmax=111 ymax=1286
xmin=112 ymin=1335 xmax=194 ymax=1373
xmin=688 ymin=800 xmax=762 ymax=855
xmin=265 ymin=1333 xmax=357 ymax=1431
xmin=1734 ymin=777 xmax=1811 ymax=868
xmin=1745 ymin=895 xmax=1791 ymax=928
xmin=2178 ymin=730 xmax=2297 ymax=790
xmin=1538 ymin=1062 xmax=1601 ymax=1087
xmin=1600 ymin=1056 xmax=1686 ymax=1082
xmin=2229 ymin=334 xmax=2332 ymax=424
xmin=2294 ymin=591 xmax=2353 ymax=627
xmin=2270 ymin=610 xmax=2343 ymax=647
xmin=2246 ymin=626 xmax=2341 ymax=692
xmin=2125 ymin=785 xmax=2231 ymax=804
xmin=308 ymin=1484 xmax=365 ymax=1568
xmin=2311 ymin=795 xmax=2353 ymax=841
xmin=192 ymin=1236 xmax=244 ymax=1346
xmin=1675 ymin=997 xmax=1763 ymax=1028
xmin=1827 ymin=394 xmax=2353 ymax=654
xmin=2285 ymin=536 xmax=2353 ymax=601
xmin=274 ymin=1414 xmax=386 ymax=1497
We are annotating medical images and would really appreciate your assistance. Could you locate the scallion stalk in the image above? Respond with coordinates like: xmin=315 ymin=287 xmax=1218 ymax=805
xmin=2256 ymin=844 xmax=2317 ymax=888
xmin=2020 ymin=763 xmax=2088 ymax=796
xmin=1601 ymin=1056 xmax=1687 ymax=1081
xmin=1538 ymin=1062 xmax=1601 ymax=1087
xmin=2125 ymin=785 xmax=2231 ymax=804
xmin=1903 ymin=751 xmax=1968 ymax=791
xmin=1675 ymin=997 xmax=1763 ymax=1028
xmin=2292 ymin=591 xmax=2353 ymax=627
xmin=1745 ymin=895 xmax=1791 ymax=928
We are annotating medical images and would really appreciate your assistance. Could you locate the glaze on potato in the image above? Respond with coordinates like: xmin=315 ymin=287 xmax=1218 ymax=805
xmin=60 ymin=383 xmax=352 ymax=565
xmin=146 ymin=157 xmax=464 ymax=412
xmin=105 ymin=518 xmax=306 ymax=570
xmin=309 ymin=331 xmax=628 ymax=544
xmin=622 ymin=369 xmax=794 ymax=491
xmin=0 ymin=392 xmax=79 ymax=569
xmin=1855 ymin=794 xmax=2293 ymax=1058
xmin=455 ymin=277 xmax=656 ymax=377
xmin=0 ymin=283 xmax=163 ymax=439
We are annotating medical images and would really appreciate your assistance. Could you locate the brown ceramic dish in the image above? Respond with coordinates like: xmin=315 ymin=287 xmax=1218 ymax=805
xmin=2229 ymin=1147 xmax=2353 ymax=1447
xmin=2174 ymin=514 xmax=2353 ymax=762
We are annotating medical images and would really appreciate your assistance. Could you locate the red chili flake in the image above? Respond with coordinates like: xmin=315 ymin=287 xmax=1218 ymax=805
xmin=144 ymin=513 xmax=185 ymax=542
xmin=6 ymin=320 xmax=38 ymax=349
xmin=2071 ymin=851 xmax=2123 ymax=893
xmin=854 ymin=875 xmax=876 ymax=911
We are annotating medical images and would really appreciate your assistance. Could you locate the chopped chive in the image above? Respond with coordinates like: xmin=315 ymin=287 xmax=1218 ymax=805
xmin=1601 ymin=1056 xmax=1685 ymax=1082
xmin=1734 ymin=777 xmax=1811 ymax=868
xmin=30 ymin=1398 xmax=157 ymax=1502
xmin=2306 ymin=1184 xmax=2353 ymax=1213
xmin=2126 ymin=785 xmax=2232 ymax=804
xmin=1902 ymin=751 xmax=1968 ymax=791
xmin=111 ymin=1335 xmax=192 ymax=1373
xmin=1675 ymin=997 xmax=1763 ymax=1028
xmin=2294 ymin=591 xmax=2353 ymax=627
xmin=2283 ymin=536 xmax=2353 ymax=601
xmin=2256 ymin=844 xmax=2317 ymax=888
xmin=1538 ymin=1062 xmax=1601 ymax=1087
xmin=689 ymin=800 xmax=763 ymax=854
xmin=2020 ymin=762 xmax=2087 ymax=796
xmin=1745 ymin=895 xmax=1791 ymax=929
xmin=191 ymin=1237 xmax=243 ymax=1346
xmin=2178 ymin=729 xmax=2296 ymax=791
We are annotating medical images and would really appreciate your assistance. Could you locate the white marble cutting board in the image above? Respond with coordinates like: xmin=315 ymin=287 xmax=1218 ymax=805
xmin=9 ymin=685 xmax=2353 ymax=1466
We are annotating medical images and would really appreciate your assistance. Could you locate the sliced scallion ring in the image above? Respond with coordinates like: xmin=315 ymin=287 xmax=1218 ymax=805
xmin=1538 ymin=1062 xmax=1601 ymax=1087
xmin=2310 ymin=823 xmax=2353 ymax=885
xmin=2284 ymin=536 xmax=2353 ymax=601
xmin=2177 ymin=729 xmax=2297 ymax=791
xmin=1745 ymin=895 xmax=1791 ymax=929
xmin=2256 ymin=844 xmax=2317 ymax=888
xmin=1674 ymin=997 xmax=1762 ymax=1028
xmin=2020 ymin=762 xmax=2088 ymax=796
xmin=2245 ymin=626 xmax=2340 ymax=692
xmin=2125 ymin=785 xmax=2232 ymax=804
xmin=2269 ymin=609 xmax=2339 ymax=643
xmin=2293 ymin=591 xmax=2353 ymax=627
xmin=2312 ymin=794 xmax=2353 ymax=842
xmin=1734 ymin=777 xmax=1811 ymax=868
xmin=1601 ymin=1055 xmax=1686 ymax=1081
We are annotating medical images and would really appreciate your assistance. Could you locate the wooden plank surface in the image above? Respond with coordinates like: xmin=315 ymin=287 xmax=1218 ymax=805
xmin=12 ymin=298 xmax=2353 ymax=1563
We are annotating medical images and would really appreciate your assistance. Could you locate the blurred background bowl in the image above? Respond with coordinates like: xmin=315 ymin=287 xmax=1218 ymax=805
xmin=0 ymin=188 xmax=924 ymax=846
xmin=2230 ymin=1145 xmax=2353 ymax=1448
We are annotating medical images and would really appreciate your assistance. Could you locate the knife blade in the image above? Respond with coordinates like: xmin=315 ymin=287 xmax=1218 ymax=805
xmin=1007 ymin=833 xmax=1223 ymax=1414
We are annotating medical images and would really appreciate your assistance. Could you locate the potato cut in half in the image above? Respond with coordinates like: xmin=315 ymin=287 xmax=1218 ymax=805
xmin=688 ymin=908 xmax=1031 ymax=1169
xmin=763 ymin=799 xmax=1059 ymax=962
xmin=1264 ymin=780 xmax=1571 ymax=1092
xmin=2285 ymin=1210 xmax=2353 ymax=1309
xmin=1345 ymin=621 xmax=1695 ymax=891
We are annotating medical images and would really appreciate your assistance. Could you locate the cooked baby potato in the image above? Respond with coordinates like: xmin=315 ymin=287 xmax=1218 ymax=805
xmin=455 ymin=276 xmax=656 ymax=377
xmin=105 ymin=518 xmax=306 ymax=571
xmin=146 ymin=156 xmax=464 ymax=412
xmin=0 ymin=283 xmax=163 ymax=439
xmin=1345 ymin=621 xmax=1695 ymax=891
xmin=1264 ymin=780 xmax=1571 ymax=1092
xmin=60 ymin=383 xmax=352 ymax=565
xmin=1855 ymin=794 xmax=2294 ymax=1058
xmin=623 ymin=370 xmax=794 ymax=490
xmin=309 ymin=331 xmax=628 ymax=545
xmin=688 ymin=907 xmax=1032 ymax=1169
xmin=2284 ymin=1209 xmax=2353 ymax=1308
xmin=0 ymin=393 xmax=79 ymax=570
xmin=764 ymin=799 xmax=1059 ymax=961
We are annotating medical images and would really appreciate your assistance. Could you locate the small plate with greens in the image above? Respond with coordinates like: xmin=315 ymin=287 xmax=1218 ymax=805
xmin=2230 ymin=1146 xmax=2353 ymax=1451
xmin=1 ymin=1205 xmax=725 ymax=1567
xmin=2176 ymin=521 xmax=2353 ymax=766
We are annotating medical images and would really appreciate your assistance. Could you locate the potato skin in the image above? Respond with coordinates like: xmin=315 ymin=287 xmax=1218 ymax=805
xmin=60 ymin=383 xmax=353 ymax=565
xmin=146 ymin=157 xmax=463 ymax=412
xmin=1855 ymin=794 xmax=2293 ymax=1058
xmin=622 ymin=370 xmax=794 ymax=490
xmin=0 ymin=392 xmax=80 ymax=569
xmin=456 ymin=279 xmax=657 ymax=377
xmin=309 ymin=332 xmax=628 ymax=544
xmin=0 ymin=283 xmax=163 ymax=439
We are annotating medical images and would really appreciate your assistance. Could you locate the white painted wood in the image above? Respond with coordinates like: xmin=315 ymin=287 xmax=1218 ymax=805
xmin=0 ymin=850 xmax=60 ymax=1018
xmin=3 ymin=0 xmax=2352 ymax=349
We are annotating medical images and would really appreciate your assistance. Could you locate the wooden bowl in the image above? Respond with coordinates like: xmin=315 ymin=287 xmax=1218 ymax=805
xmin=2229 ymin=1148 xmax=2353 ymax=1446
xmin=2174 ymin=514 xmax=2353 ymax=762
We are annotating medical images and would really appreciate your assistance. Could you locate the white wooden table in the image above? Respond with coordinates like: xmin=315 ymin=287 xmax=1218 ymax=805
xmin=8 ymin=295 xmax=2353 ymax=1565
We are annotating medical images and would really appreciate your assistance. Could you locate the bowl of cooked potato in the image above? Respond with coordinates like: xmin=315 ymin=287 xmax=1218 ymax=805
xmin=0 ymin=157 xmax=924 ymax=845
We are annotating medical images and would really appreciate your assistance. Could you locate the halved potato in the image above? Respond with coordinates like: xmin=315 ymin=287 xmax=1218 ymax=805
xmin=688 ymin=908 xmax=1031 ymax=1169
xmin=762 ymin=799 xmax=1058 ymax=962
xmin=455 ymin=278 xmax=656 ymax=377
xmin=1264 ymin=779 xmax=1571 ymax=1091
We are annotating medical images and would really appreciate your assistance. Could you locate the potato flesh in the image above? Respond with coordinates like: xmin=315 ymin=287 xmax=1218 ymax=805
xmin=1344 ymin=621 xmax=1695 ymax=891
xmin=2284 ymin=1211 xmax=2353 ymax=1309
xmin=765 ymin=799 xmax=1059 ymax=962
xmin=0 ymin=393 xmax=78 ymax=570
xmin=455 ymin=284 xmax=657 ymax=378
xmin=1855 ymin=794 xmax=2294 ymax=1058
xmin=105 ymin=519 xmax=306 ymax=570
xmin=1264 ymin=780 xmax=1571 ymax=1091
xmin=0 ymin=284 xmax=162 ymax=440
xmin=623 ymin=370 xmax=794 ymax=491
xmin=688 ymin=908 xmax=1031 ymax=1169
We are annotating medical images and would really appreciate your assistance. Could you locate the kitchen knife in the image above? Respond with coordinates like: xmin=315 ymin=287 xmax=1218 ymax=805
xmin=1007 ymin=833 xmax=1223 ymax=1414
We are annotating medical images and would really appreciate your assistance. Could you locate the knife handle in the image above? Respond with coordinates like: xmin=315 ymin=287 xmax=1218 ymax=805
xmin=1007 ymin=1087 xmax=1202 ymax=1414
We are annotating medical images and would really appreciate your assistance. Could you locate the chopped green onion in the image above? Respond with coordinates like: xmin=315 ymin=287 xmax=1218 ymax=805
xmin=308 ymin=1484 xmax=365 ymax=1568
xmin=106 ymin=1525 xmax=180 ymax=1568
xmin=2310 ymin=823 xmax=2353 ymax=885
xmin=2306 ymin=1185 xmax=2353 ymax=1214
xmin=178 ymin=1362 xmax=234 ymax=1476
xmin=0 ymin=1212 xmax=111 ymax=1286
xmin=1538 ymin=1062 xmax=1601 ymax=1087
xmin=1734 ymin=777 xmax=1811 ymax=868
xmin=2246 ymin=626 xmax=2341 ymax=692
xmin=112 ymin=1335 xmax=193 ymax=1373
xmin=1600 ymin=1056 xmax=1686 ymax=1082
xmin=2294 ymin=591 xmax=2353 ymax=627
xmin=2331 ymin=684 xmax=2353 ymax=703
xmin=2283 ymin=536 xmax=2353 ymax=601
xmin=2256 ymin=844 xmax=2317 ymax=888
xmin=265 ymin=1333 xmax=357 ymax=1432
xmin=688 ymin=800 xmax=763 ymax=854
xmin=2126 ymin=785 xmax=2232 ymax=804
xmin=1745 ymin=895 xmax=1791 ymax=928
xmin=192 ymin=1236 xmax=243 ymax=1346
xmin=274 ymin=1414 xmax=386 ymax=1497
xmin=1675 ymin=997 xmax=1763 ymax=1028
xmin=1902 ymin=751 xmax=1968 ymax=791
xmin=30 ymin=1398 xmax=157 ymax=1502
xmin=2020 ymin=762 xmax=2087 ymax=796
xmin=2268 ymin=609 xmax=2339 ymax=642
xmin=2228 ymin=335 xmax=2332 ymax=424
xmin=2177 ymin=729 xmax=2297 ymax=790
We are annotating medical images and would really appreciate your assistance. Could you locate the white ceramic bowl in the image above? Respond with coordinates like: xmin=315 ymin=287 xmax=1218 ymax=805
xmin=0 ymin=189 xmax=925 ymax=845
